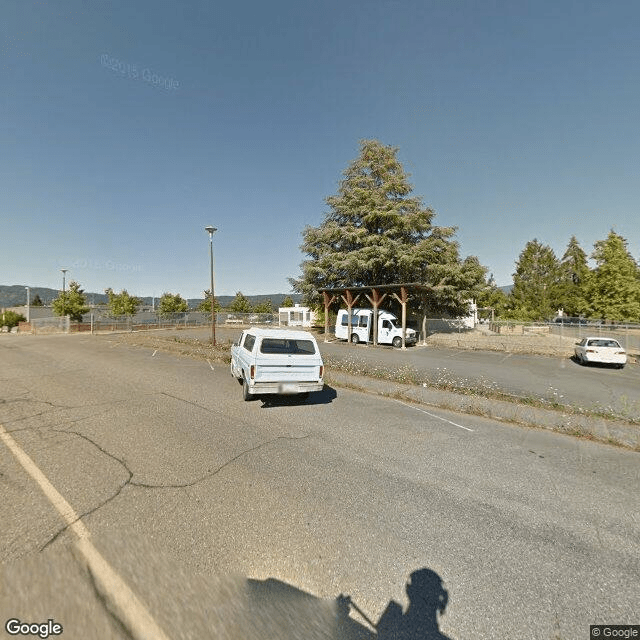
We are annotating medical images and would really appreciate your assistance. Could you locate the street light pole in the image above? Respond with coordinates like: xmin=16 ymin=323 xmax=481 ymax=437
xmin=25 ymin=287 xmax=30 ymax=323
xmin=61 ymin=269 xmax=67 ymax=317
xmin=204 ymin=226 xmax=217 ymax=345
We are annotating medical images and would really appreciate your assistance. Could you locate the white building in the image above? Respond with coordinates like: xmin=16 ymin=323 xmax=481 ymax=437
xmin=278 ymin=304 xmax=315 ymax=328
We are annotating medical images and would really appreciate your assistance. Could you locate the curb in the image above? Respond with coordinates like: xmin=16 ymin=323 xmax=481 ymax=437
xmin=325 ymin=371 xmax=640 ymax=450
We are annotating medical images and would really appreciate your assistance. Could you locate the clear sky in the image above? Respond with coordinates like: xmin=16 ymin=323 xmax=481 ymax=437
xmin=2 ymin=0 xmax=639 ymax=299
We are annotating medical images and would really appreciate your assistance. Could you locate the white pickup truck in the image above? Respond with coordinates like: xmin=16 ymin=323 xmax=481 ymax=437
xmin=230 ymin=328 xmax=324 ymax=400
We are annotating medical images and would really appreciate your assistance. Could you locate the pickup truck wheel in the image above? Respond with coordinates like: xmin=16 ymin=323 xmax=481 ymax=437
xmin=242 ymin=377 xmax=251 ymax=401
xmin=350 ymin=333 xmax=359 ymax=344
xmin=392 ymin=336 xmax=402 ymax=348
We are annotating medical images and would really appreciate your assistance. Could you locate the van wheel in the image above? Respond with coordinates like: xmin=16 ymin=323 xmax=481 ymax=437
xmin=392 ymin=336 xmax=402 ymax=348
xmin=350 ymin=333 xmax=359 ymax=344
xmin=242 ymin=377 xmax=251 ymax=401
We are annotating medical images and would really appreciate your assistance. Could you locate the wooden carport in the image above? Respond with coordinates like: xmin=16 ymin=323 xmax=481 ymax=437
xmin=318 ymin=283 xmax=436 ymax=350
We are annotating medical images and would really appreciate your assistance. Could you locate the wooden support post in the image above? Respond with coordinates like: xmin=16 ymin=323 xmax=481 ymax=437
xmin=322 ymin=291 xmax=336 ymax=342
xmin=392 ymin=286 xmax=409 ymax=350
xmin=364 ymin=288 xmax=388 ymax=346
xmin=340 ymin=290 xmax=361 ymax=345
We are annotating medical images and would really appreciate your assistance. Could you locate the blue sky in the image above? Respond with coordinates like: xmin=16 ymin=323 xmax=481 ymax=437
xmin=2 ymin=0 xmax=639 ymax=299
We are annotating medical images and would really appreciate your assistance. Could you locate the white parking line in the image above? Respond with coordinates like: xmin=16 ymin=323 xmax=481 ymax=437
xmin=394 ymin=400 xmax=475 ymax=432
xmin=206 ymin=359 xmax=214 ymax=371
xmin=0 ymin=423 xmax=171 ymax=640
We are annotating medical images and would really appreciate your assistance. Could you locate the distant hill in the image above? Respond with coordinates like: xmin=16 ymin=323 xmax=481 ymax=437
xmin=499 ymin=285 xmax=513 ymax=294
xmin=0 ymin=285 xmax=302 ymax=309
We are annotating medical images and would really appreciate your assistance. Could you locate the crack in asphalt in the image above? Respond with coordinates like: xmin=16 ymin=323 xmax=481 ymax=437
xmin=38 ymin=428 xmax=134 ymax=552
xmin=38 ymin=426 xmax=312 ymax=550
xmin=159 ymin=390 xmax=227 ymax=416
xmin=130 ymin=433 xmax=313 ymax=490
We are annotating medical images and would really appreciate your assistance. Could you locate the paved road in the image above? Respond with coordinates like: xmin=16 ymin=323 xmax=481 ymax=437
xmin=160 ymin=326 xmax=640 ymax=420
xmin=319 ymin=340 xmax=640 ymax=419
xmin=1 ymin=334 xmax=639 ymax=639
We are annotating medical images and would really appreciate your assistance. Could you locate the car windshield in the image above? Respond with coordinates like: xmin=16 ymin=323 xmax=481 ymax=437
xmin=260 ymin=338 xmax=316 ymax=355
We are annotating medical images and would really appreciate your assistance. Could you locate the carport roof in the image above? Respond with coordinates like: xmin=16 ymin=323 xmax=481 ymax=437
xmin=317 ymin=283 xmax=436 ymax=293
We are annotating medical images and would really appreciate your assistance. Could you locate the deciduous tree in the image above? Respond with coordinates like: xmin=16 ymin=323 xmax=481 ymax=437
xmin=475 ymin=274 xmax=509 ymax=319
xmin=52 ymin=281 xmax=89 ymax=321
xmin=158 ymin=292 xmax=188 ymax=316
xmin=105 ymin=288 xmax=140 ymax=317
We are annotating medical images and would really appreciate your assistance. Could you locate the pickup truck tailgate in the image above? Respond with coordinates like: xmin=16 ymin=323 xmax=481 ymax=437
xmin=254 ymin=356 xmax=322 ymax=382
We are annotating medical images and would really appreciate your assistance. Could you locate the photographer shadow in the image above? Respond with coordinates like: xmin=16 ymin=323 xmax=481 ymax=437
xmin=242 ymin=567 xmax=453 ymax=639
xmin=372 ymin=568 xmax=453 ymax=640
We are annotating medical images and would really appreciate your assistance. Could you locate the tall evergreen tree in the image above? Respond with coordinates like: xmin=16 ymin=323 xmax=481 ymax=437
xmin=290 ymin=139 xmax=486 ymax=315
xmin=587 ymin=230 xmax=640 ymax=321
xmin=556 ymin=236 xmax=591 ymax=316
xmin=507 ymin=239 xmax=560 ymax=321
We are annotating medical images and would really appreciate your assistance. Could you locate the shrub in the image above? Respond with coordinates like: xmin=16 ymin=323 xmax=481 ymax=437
xmin=1 ymin=311 xmax=26 ymax=329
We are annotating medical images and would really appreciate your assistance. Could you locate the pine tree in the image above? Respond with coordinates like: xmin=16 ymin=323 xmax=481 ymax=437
xmin=507 ymin=240 xmax=560 ymax=321
xmin=253 ymin=299 xmax=274 ymax=313
xmin=290 ymin=139 xmax=486 ymax=315
xmin=228 ymin=292 xmax=252 ymax=313
xmin=556 ymin=236 xmax=591 ymax=317
xmin=587 ymin=230 xmax=640 ymax=321
xmin=198 ymin=290 xmax=221 ymax=312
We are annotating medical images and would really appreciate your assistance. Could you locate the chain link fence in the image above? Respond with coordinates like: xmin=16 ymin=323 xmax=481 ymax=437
xmin=19 ymin=312 xmax=281 ymax=334
xmin=488 ymin=320 xmax=640 ymax=355
xmin=29 ymin=316 xmax=71 ymax=334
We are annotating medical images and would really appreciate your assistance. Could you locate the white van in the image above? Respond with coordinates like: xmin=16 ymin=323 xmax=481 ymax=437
xmin=335 ymin=308 xmax=417 ymax=347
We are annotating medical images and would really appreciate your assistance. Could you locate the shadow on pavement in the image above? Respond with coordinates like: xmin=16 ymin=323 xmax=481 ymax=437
xmin=240 ymin=567 xmax=454 ymax=639
xmin=259 ymin=385 xmax=338 ymax=408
